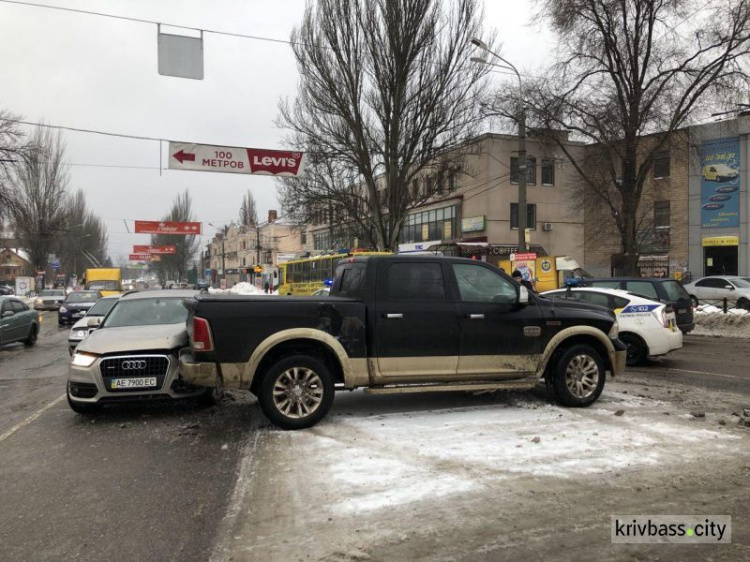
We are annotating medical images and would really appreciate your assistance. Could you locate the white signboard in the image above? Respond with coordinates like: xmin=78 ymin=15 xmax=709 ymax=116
xmin=398 ymin=240 xmax=442 ymax=254
xmin=168 ymin=142 xmax=305 ymax=177
xmin=15 ymin=276 xmax=32 ymax=296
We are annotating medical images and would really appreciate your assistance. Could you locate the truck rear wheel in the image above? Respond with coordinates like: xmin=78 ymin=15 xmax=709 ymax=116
xmin=258 ymin=355 xmax=335 ymax=430
xmin=551 ymin=344 xmax=605 ymax=407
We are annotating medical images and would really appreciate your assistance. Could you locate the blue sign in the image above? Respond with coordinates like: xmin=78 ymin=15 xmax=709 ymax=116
xmin=50 ymin=259 xmax=61 ymax=270
xmin=701 ymin=138 xmax=740 ymax=228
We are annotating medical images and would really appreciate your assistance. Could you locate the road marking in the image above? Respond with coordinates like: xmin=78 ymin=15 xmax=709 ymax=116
xmin=0 ymin=394 xmax=65 ymax=443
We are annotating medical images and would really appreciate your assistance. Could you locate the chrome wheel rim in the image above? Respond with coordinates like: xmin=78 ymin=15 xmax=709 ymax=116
xmin=565 ymin=354 xmax=600 ymax=398
xmin=272 ymin=367 xmax=324 ymax=419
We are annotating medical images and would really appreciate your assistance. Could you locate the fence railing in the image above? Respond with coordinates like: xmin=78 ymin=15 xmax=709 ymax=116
xmin=693 ymin=298 xmax=750 ymax=315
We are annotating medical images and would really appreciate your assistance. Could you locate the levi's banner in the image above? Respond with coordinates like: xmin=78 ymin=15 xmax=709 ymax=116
xmin=133 ymin=245 xmax=177 ymax=254
xmin=134 ymin=221 xmax=202 ymax=235
xmin=168 ymin=142 xmax=305 ymax=177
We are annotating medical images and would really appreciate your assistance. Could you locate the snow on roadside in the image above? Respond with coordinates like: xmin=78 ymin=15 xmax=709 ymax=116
xmin=693 ymin=309 xmax=750 ymax=338
xmin=208 ymin=282 xmax=277 ymax=296
xmin=278 ymin=392 xmax=741 ymax=517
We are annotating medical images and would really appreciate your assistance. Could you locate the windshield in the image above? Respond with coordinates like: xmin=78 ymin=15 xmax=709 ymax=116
xmin=40 ymin=290 xmax=65 ymax=297
xmin=65 ymin=292 xmax=99 ymax=303
xmin=102 ymin=297 xmax=188 ymax=328
xmin=88 ymin=280 xmax=119 ymax=291
xmin=730 ymin=278 xmax=750 ymax=289
xmin=662 ymin=280 xmax=690 ymax=301
xmin=87 ymin=298 xmax=118 ymax=316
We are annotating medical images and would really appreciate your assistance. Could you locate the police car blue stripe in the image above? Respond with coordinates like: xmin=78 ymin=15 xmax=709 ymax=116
xmin=621 ymin=304 xmax=660 ymax=314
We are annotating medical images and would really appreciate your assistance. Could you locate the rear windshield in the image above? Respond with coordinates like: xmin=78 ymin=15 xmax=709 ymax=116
xmin=66 ymin=292 xmax=99 ymax=303
xmin=662 ymin=280 xmax=690 ymax=301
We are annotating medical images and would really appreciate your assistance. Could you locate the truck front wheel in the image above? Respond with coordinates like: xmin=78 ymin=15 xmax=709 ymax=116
xmin=258 ymin=355 xmax=335 ymax=430
xmin=551 ymin=344 xmax=605 ymax=407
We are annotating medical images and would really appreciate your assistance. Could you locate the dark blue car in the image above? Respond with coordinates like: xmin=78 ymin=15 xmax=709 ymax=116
xmin=58 ymin=291 xmax=100 ymax=326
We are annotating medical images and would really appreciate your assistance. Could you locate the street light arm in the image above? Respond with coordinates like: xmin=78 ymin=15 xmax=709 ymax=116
xmin=471 ymin=38 xmax=522 ymax=93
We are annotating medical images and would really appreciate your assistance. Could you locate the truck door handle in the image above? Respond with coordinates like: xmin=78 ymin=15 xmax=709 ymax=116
xmin=467 ymin=314 xmax=485 ymax=319
xmin=384 ymin=313 xmax=403 ymax=319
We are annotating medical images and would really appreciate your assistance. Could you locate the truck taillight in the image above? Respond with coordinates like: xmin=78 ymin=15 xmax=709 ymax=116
xmin=192 ymin=317 xmax=214 ymax=352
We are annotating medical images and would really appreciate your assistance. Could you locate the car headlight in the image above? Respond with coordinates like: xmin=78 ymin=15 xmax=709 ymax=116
xmin=59 ymin=306 xmax=67 ymax=313
xmin=71 ymin=352 xmax=98 ymax=367
xmin=608 ymin=320 xmax=619 ymax=339
xmin=71 ymin=330 xmax=89 ymax=340
xmin=35 ymin=298 xmax=42 ymax=304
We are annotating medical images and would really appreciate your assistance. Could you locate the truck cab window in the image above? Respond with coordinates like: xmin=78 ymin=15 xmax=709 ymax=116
xmin=452 ymin=264 xmax=517 ymax=304
xmin=387 ymin=263 xmax=446 ymax=301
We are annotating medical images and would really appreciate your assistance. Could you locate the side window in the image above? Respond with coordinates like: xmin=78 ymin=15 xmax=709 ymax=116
xmin=387 ymin=263 xmax=446 ymax=301
xmin=1 ymin=300 xmax=13 ymax=313
xmin=625 ymin=281 xmax=659 ymax=300
xmin=576 ymin=292 xmax=612 ymax=309
xmin=695 ymin=278 xmax=711 ymax=288
xmin=612 ymin=296 xmax=630 ymax=310
xmin=11 ymin=300 xmax=28 ymax=312
xmin=339 ymin=267 xmax=365 ymax=298
xmin=590 ymin=281 xmax=620 ymax=290
xmin=452 ymin=264 xmax=517 ymax=304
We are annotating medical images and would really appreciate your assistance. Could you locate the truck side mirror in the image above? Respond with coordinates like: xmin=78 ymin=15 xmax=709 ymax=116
xmin=518 ymin=286 xmax=529 ymax=306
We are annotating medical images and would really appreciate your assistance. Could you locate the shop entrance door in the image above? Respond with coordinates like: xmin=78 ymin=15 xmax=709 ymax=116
xmin=704 ymin=246 xmax=738 ymax=276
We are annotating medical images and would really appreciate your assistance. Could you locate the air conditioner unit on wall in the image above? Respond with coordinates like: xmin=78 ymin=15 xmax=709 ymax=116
xmin=542 ymin=222 xmax=553 ymax=232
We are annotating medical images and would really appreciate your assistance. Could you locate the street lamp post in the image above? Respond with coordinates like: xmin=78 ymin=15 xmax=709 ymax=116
xmin=471 ymin=38 xmax=527 ymax=253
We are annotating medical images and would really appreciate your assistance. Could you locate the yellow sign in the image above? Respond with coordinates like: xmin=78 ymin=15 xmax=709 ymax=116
xmin=701 ymin=236 xmax=739 ymax=247
xmin=254 ymin=266 xmax=262 ymax=273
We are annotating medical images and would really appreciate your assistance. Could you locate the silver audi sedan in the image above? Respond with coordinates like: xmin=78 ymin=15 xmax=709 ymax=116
xmin=66 ymin=290 xmax=219 ymax=413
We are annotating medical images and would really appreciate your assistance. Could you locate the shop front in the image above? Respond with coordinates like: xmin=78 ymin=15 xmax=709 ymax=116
xmin=702 ymin=236 xmax=739 ymax=276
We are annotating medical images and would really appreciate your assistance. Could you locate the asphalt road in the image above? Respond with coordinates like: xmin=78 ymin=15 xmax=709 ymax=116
xmin=0 ymin=312 xmax=256 ymax=562
xmin=1 ymin=320 xmax=748 ymax=562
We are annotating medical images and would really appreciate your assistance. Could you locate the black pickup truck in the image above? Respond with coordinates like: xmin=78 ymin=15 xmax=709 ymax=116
xmin=180 ymin=256 xmax=626 ymax=429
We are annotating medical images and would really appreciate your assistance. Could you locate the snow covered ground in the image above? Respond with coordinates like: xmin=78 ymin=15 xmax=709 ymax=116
xmin=208 ymin=282 xmax=277 ymax=296
xmin=211 ymin=387 xmax=749 ymax=562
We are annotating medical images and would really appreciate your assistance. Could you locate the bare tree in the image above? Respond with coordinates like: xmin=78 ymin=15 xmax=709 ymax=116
xmin=149 ymin=190 xmax=200 ymax=282
xmin=239 ymin=190 xmax=258 ymax=227
xmin=57 ymin=190 xmax=109 ymax=279
xmin=8 ymin=126 xmax=71 ymax=271
xmin=0 ymin=110 xmax=30 ymax=222
xmin=490 ymin=0 xmax=750 ymax=274
xmin=279 ymin=0 xmax=490 ymax=250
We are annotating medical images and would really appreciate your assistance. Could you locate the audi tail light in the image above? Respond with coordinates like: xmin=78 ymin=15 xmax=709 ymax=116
xmin=192 ymin=317 xmax=214 ymax=352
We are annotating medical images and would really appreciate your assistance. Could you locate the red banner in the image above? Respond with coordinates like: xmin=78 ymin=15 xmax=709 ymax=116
xmin=133 ymin=245 xmax=177 ymax=254
xmin=134 ymin=221 xmax=202 ymax=235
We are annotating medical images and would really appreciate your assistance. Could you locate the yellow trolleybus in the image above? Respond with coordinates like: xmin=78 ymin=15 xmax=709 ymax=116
xmin=278 ymin=251 xmax=391 ymax=295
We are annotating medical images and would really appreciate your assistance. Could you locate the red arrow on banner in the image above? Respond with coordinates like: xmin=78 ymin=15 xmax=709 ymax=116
xmin=173 ymin=150 xmax=196 ymax=164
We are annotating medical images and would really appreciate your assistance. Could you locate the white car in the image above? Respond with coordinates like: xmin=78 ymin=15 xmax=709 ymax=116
xmin=681 ymin=276 xmax=750 ymax=310
xmin=67 ymin=294 xmax=121 ymax=355
xmin=542 ymin=287 xmax=682 ymax=366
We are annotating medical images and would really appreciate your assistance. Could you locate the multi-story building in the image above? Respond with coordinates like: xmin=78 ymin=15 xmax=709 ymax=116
xmin=306 ymin=132 xmax=587 ymax=267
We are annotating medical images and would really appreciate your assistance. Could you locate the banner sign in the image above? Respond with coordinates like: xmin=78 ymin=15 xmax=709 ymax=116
xmin=461 ymin=215 xmax=486 ymax=233
xmin=133 ymin=245 xmax=177 ymax=254
xmin=701 ymin=138 xmax=740 ymax=228
xmin=134 ymin=221 xmax=202 ymax=235
xmin=168 ymin=142 xmax=305 ymax=177
xmin=129 ymin=253 xmax=154 ymax=261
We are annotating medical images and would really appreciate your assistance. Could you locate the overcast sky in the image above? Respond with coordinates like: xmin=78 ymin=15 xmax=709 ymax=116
xmin=0 ymin=0 xmax=554 ymax=261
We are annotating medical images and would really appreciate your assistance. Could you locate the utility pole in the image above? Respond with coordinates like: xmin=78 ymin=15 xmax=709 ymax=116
xmin=471 ymin=38 xmax=527 ymax=252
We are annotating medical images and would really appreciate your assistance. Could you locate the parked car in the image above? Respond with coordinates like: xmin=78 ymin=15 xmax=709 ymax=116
xmin=311 ymin=287 xmax=330 ymax=296
xmin=576 ymin=277 xmax=694 ymax=333
xmin=58 ymin=290 xmax=101 ymax=326
xmin=179 ymin=255 xmax=626 ymax=430
xmin=0 ymin=296 xmax=39 ymax=347
xmin=68 ymin=294 xmax=121 ymax=355
xmin=542 ymin=287 xmax=682 ymax=366
xmin=0 ymin=284 xmax=14 ymax=296
xmin=67 ymin=290 xmax=217 ymax=413
xmin=196 ymin=279 xmax=210 ymax=291
xmin=33 ymin=289 xmax=66 ymax=311
xmin=682 ymin=276 xmax=750 ymax=310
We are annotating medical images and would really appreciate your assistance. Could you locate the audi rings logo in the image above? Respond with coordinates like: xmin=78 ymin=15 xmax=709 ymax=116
xmin=121 ymin=360 xmax=147 ymax=370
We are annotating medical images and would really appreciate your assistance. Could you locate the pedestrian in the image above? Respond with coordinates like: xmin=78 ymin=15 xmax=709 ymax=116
xmin=511 ymin=269 xmax=535 ymax=292
xmin=264 ymin=281 xmax=270 ymax=294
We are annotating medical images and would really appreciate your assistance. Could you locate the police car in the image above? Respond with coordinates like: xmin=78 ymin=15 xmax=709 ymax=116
xmin=542 ymin=287 xmax=682 ymax=366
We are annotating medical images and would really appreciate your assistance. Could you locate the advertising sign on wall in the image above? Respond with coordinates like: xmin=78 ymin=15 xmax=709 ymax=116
xmin=701 ymin=138 xmax=740 ymax=228
xmin=461 ymin=215 xmax=486 ymax=233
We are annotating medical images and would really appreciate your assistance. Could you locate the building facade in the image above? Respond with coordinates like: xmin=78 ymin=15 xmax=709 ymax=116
xmin=1 ymin=248 xmax=33 ymax=285
xmin=306 ymin=132 xmax=587 ymax=266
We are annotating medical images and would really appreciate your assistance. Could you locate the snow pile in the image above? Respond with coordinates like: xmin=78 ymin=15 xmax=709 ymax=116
xmin=693 ymin=309 xmax=750 ymax=338
xmin=694 ymin=303 xmax=750 ymax=315
xmin=208 ymin=283 xmax=277 ymax=296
